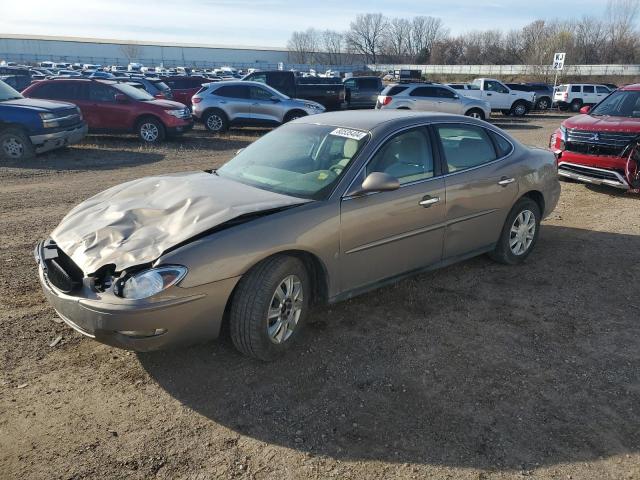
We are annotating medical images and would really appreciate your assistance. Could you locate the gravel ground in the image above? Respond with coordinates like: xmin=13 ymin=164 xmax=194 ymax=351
xmin=1 ymin=113 xmax=638 ymax=480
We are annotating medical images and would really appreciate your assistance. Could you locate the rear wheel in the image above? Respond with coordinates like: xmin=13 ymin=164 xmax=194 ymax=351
xmin=465 ymin=108 xmax=485 ymax=120
xmin=137 ymin=117 xmax=165 ymax=144
xmin=203 ymin=109 xmax=228 ymax=133
xmin=229 ymin=255 xmax=310 ymax=361
xmin=0 ymin=128 xmax=35 ymax=161
xmin=489 ymin=197 xmax=541 ymax=265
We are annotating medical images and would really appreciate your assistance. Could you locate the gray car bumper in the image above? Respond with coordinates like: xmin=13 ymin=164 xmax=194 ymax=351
xmin=35 ymin=243 xmax=240 ymax=351
xmin=30 ymin=123 xmax=88 ymax=154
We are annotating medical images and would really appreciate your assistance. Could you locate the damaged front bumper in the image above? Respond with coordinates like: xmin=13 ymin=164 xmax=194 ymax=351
xmin=557 ymin=161 xmax=630 ymax=189
xmin=35 ymin=241 xmax=240 ymax=351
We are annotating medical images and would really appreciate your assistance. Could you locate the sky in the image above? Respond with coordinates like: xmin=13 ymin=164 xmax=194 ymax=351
xmin=1 ymin=0 xmax=612 ymax=48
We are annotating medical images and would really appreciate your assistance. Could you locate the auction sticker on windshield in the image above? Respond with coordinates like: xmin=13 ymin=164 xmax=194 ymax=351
xmin=330 ymin=128 xmax=368 ymax=140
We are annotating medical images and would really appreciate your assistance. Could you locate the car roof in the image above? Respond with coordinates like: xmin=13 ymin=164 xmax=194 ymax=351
xmin=294 ymin=110 xmax=485 ymax=132
xmin=620 ymin=83 xmax=640 ymax=91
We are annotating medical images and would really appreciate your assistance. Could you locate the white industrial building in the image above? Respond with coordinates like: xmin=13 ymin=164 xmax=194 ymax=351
xmin=0 ymin=34 xmax=292 ymax=69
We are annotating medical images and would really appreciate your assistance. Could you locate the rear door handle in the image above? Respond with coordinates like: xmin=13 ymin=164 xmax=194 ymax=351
xmin=498 ymin=177 xmax=515 ymax=186
xmin=419 ymin=196 xmax=440 ymax=207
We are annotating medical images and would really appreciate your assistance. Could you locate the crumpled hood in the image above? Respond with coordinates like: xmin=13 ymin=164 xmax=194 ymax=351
xmin=51 ymin=172 xmax=307 ymax=274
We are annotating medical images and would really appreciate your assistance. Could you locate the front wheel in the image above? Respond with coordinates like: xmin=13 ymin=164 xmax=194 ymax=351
xmin=137 ymin=117 xmax=165 ymax=144
xmin=465 ymin=108 xmax=485 ymax=120
xmin=536 ymin=98 xmax=550 ymax=110
xmin=510 ymin=101 xmax=528 ymax=117
xmin=489 ymin=197 xmax=541 ymax=265
xmin=284 ymin=110 xmax=307 ymax=123
xmin=0 ymin=128 xmax=35 ymax=161
xmin=229 ymin=255 xmax=310 ymax=361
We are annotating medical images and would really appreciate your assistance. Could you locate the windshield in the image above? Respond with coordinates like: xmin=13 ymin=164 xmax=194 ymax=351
xmin=0 ymin=80 xmax=23 ymax=101
xmin=590 ymin=90 xmax=640 ymax=118
xmin=217 ymin=123 xmax=369 ymax=200
xmin=114 ymin=83 xmax=155 ymax=101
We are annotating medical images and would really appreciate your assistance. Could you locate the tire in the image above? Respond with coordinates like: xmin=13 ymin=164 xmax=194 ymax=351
xmin=536 ymin=97 xmax=550 ymax=110
xmin=203 ymin=109 xmax=228 ymax=133
xmin=137 ymin=117 xmax=165 ymax=144
xmin=229 ymin=255 xmax=310 ymax=361
xmin=489 ymin=197 xmax=541 ymax=265
xmin=465 ymin=108 xmax=485 ymax=120
xmin=570 ymin=99 xmax=583 ymax=112
xmin=510 ymin=101 xmax=528 ymax=117
xmin=0 ymin=128 xmax=35 ymax=161
xmin=283 ymin=110 xmax=307 ymax=123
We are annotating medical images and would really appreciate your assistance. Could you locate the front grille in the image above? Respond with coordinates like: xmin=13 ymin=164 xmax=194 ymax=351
xmin=41 ymin=240 xmax=84 ymax=293
xmin=176 ymin=108 xmax=191 ymax=120
xmin=558 ymin=163 xmax=625 ymax=183
xmin=565 ymin=129 xmax=638 ymax=157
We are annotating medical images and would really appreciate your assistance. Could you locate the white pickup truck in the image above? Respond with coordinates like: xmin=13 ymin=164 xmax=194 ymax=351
xmin=448 ymin=78 xmax=536 ymax=116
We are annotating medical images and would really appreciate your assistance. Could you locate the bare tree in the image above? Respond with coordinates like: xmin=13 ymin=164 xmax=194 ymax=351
xmin=120 ymin=44 xmax=141 ymax=63
xmin=409 ymin=16 xmax=448 ymax=62
xmin=604 ymin=0 xmax=640 ymax=62
xmin=383 ymin=17 xmax=412 ymax=62
xmin=320 ymin=30 xmax=345 ymax=65
xmin=346 ymin=13 xmax=388 ymax=64
xmin=287 ymin=29 xmax=320 ymax=64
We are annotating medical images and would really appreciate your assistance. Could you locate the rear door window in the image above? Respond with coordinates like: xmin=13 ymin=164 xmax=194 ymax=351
xmin=583 ymin=85 xmax=595 ymax=93
xmin=410 ymin=86 xmax=437 ymax=97
xmin=435 ymin=124 xmax=497 ymax=173
xmin=435 ymin=87 xmax=456 ymax=99
xmin=214 ymin=85 xmax=249 ymax=99
xmin=571 ymin=85 xmax=582 ymax=93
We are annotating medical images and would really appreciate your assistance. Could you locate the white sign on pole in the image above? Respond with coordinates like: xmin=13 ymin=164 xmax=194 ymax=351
xmin=277 ymin=62 xmax=284 ymax=71
xmin=553 ymin=52 xmax=566 ymax=71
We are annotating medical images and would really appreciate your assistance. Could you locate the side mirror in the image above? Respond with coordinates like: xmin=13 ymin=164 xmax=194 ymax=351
xmin=454 ymin=94 xmax=460 ymax=99
xmin=352 ymin=172 xmax=400 ymax=196
xmin=580 ymin=106 xmax=591 ymax=114
xmin=270 ymin=96 xmax=280 ymax=102
xmin=114 ymin=93 xmax=128 ymax=103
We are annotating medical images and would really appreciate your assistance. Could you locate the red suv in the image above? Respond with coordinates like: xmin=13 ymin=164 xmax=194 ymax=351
xmin=22 ymin=79 xmax=193 ymax=143
xmin=550 ymin=84 xmax=640 ymax=190
xmin=160 ymin=76 xmax=211 ymax=107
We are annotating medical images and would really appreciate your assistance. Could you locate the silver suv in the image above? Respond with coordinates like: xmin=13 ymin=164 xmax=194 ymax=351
xmin=376 ymin=83 xmax=491 ymax=119
xmin=192 ymin=81 xmax=325 ymax=132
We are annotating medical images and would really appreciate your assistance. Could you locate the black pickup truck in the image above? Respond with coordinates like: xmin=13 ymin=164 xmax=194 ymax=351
xmin=242 ymin=71 xmax=345 ymax=110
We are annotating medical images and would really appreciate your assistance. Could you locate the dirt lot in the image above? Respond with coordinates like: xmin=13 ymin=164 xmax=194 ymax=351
xmin=1 ymin=113 xmax=638 ymax=480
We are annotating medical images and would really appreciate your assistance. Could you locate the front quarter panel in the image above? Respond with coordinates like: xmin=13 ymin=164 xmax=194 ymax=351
xmin=158 ymin=200 xmax=341 ymax=293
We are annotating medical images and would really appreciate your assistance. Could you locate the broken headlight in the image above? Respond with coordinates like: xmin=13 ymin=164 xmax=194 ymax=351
xmin=118 ymin=266 xmax=187 ymax=300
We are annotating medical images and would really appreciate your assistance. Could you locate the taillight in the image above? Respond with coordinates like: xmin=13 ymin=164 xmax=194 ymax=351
xmin=562 ymin=92 xmax=568 ymax=101
xmin=380 ymin=96 xmax=392 ymax=106
xmin=192 ymin=97 xmax=202 ymax=104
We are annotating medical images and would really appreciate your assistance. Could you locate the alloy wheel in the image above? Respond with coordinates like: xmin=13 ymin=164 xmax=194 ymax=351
xmin=267 ymin=275 xmax=303 ymax=344
xmin=140 ymin=123 xmax=159 ymax=142
xmin=468 ymin=111 xmax=483 ymax=119
xmin=2 ymin=137 xmax=24 ymax=159
xmin=509 ymin=209 xmax=536 ymax=255
xmin=206 ymin=114 xmax=223 ymax=131
xmin=537 ymin=99 xmax=549 ymax=110
xmin=514 ymin=104 xmax=526 ymax=116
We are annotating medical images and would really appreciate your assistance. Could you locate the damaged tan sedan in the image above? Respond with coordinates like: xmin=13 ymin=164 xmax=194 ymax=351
xmin=35 ymin=111 xmax=560 ymax=360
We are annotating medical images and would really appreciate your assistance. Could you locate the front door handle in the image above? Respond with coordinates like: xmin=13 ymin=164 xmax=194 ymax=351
xmin=498 ymin=177 xmax=515 ymax=186
xmin=419 ymin=196 xmax=440 ymax=207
